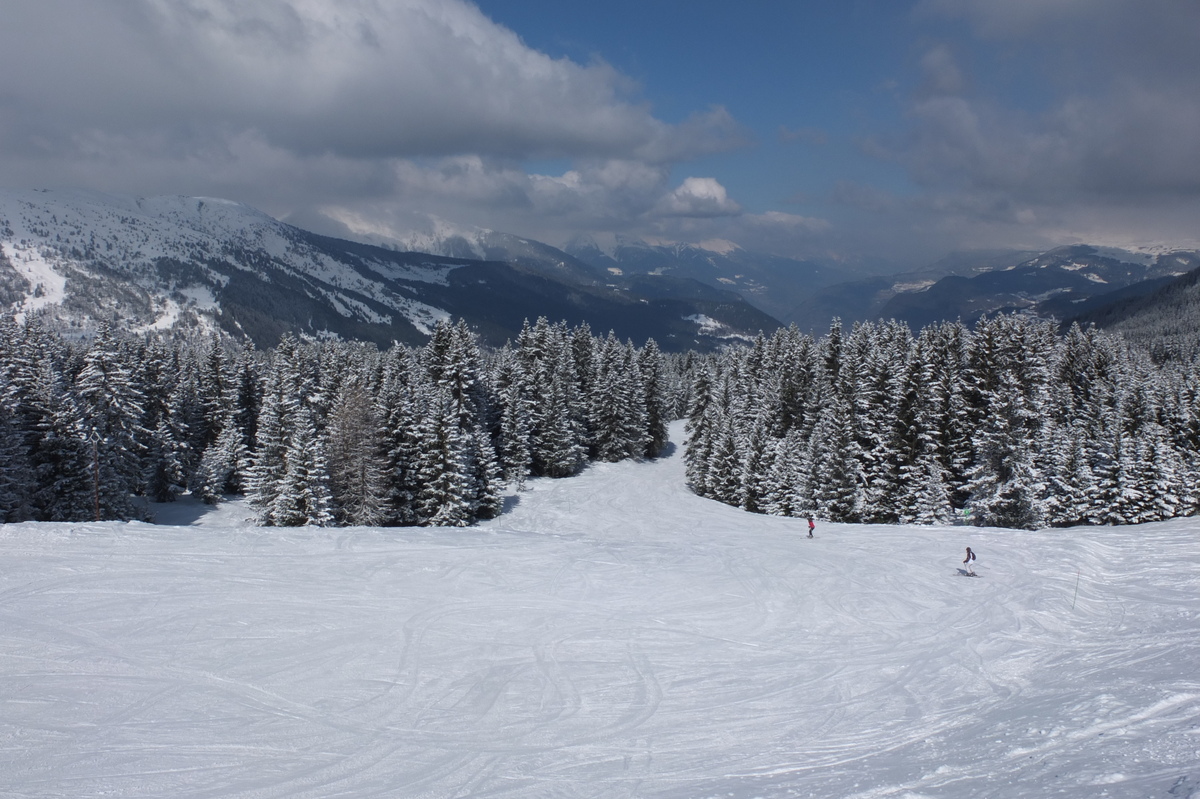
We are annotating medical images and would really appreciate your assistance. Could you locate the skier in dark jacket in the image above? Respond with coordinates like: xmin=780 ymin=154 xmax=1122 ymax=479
xmin=963 ymin=546 xmax=976 ymax=575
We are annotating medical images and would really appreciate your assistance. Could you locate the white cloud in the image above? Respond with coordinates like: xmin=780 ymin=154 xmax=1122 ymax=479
xmin=0 ymin=1 xmax=745 ymax=208
xmin=747 ymin=211 xmax=831 ymax=234
xmin=1 ymin=0 xmax=691 ymax=161
xmin=655 ymin=178 xmax=742 ymax=218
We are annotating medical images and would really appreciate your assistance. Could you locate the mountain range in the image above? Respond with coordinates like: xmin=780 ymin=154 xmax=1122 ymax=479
xmin=0 ymin=189 xmax=777 ymax=351
xmin=368 ymin=221 xmax=1200 ymax=338
xmin=777 ymin=245 xmax=1200 ymax=335
xmin=3 ymin=187 xmax=1199 ymax=352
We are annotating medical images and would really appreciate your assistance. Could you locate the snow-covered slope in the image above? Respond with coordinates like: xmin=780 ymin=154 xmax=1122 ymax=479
xmin=1 ymin=422 xmax=1197 ymax=797
xmin=0 ymin=189 xmax=778 ymax=349
xmin=0 ymin=188 xmax=464 ymax=343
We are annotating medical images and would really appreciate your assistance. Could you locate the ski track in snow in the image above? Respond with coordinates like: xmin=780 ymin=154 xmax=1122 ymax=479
xmin=1 ymin=422 xmax=1199 ymax=798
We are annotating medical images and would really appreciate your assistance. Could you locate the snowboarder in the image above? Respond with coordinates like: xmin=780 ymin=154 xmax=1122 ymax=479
xmin=963 ymin=546 xmax=976 ymax=575
xmin=807 ymin=516 xmax=815 ymax=538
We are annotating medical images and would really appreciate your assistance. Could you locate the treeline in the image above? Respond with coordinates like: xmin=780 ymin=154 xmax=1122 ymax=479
xmin=0 ymin=316 xmax=682 ymax=527
xmin=685 ymin=316 xmax=1200 ymax=529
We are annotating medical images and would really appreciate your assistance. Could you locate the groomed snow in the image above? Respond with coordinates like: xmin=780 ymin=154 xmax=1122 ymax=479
xmin=1 ymin=422 xmax=1198 ymax=798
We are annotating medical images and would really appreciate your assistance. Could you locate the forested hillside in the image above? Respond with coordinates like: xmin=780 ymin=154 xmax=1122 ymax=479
xmin=0 ymin=316 xmax=682 ymax=527
xmin=685 ymin=316 xmax=1200 ymax=529
xmin=1067 ymin=263 xmax=1200 ymax=364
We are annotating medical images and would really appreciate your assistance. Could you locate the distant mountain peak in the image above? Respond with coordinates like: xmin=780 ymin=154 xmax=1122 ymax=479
xmin=696 ymin=238 xmax=742 ymax=255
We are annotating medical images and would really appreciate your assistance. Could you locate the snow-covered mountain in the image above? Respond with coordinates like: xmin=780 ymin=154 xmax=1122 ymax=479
xmin=329 ymin=217 xmax=610 ymax=287
xmin=787 ymin=245 xmax=1200 ymax=334
xmin=878 ymin=244 xmax=1200 ymax=331
xmin=564 ymin=233 xmax=839 ymax=326
xmin=321 ymin=219 xmax=790 ymax=331
xmin=0 ymin=189 xmax=778 ymax=350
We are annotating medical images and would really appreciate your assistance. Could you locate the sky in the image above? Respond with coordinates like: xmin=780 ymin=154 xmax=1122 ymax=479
xmin=2 ymin=0 xmax=1199 ymax=269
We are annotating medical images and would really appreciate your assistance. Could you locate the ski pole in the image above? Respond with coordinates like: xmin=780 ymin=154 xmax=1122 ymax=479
xmin=1071 ymin=568 xmax=1081 ymax=610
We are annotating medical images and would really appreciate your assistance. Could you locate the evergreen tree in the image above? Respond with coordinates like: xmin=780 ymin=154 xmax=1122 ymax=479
xmin=0 ymin=373 xmax=31 ymax=521
xmin=29 ymin=359 xmax=96 ymax=522
xmin=638 ymin=338 xmax=671 ymax=458
xmin=191 ymin=410 xmax=250 ymax=504
xmin=414 ymin=386 xmax=476 ymax=527
xmin=326 ymin=378 xmax=389 ymax=526
xmin=74 ymin=325 xmax=149 ymax=520
xmin=271 ymin=405 xmax=336 ymax=527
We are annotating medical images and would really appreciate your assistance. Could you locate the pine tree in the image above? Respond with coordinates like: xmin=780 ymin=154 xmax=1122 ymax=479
xmin=29 ymin=359 xmax=97 ymax=522
xmin=638 ymin=338 xmax=671 ymax=458
xmin=494 ymin=351 xmax=534 ymax=488
xmin=74 ymin=325 xmax=149 ymax=520
xmin=326 ymin=378 xmax=389 ymax=526
xmin=191 ymin=410 xmax=250 ymax=504
xmin=761 ymin=429 xmax=805 ymax=517
xmin=0 ymin=373 xmax=31 ymax=521
xmin=414 ymin=386 xmax=476 ymax=527
xmin=806 ymin=393 xmax=861 ymax=522
xmin=271 ymin=405 xmax=336 ymax=527
xmin=375 ymin=351 xmax=424 ymax=526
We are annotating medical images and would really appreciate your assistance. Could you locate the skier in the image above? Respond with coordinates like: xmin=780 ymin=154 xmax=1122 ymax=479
xmin=963 ymin=546 xmax=976 ymax=576
xmin=807 ymin=516 xmax=815 ymax=538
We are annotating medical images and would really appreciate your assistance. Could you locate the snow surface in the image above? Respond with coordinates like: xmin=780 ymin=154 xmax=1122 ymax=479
xmin=2 ymin=422 xmax=1199 ymax=798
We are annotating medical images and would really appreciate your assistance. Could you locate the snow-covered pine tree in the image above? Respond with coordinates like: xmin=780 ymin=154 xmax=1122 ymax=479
xmin=270 ymin=404 xmax=336 ymax=527
xmin=74 ymin=324 xmax=149 ymax=520
xmin=683 ymin=365 xmax=719 ymax=495
xmin=191 ymin=409 xmax=250 ymax=504
xmin=805 ymin=391 xmax=862 ymax=522
xmin=637 ymin=338 xmax=671 ymax=458
xmin=0 ymin=372 xmax=31 ymax=521
xmin=907 ymin=449 xmax=956 ymax=526
xmin=326 ymin=377 xmax=389 ymax=526
xmin=413 ymin=385 xmax=476 ymax=527
xmin=761 ymin=428 xmax=805 ymax=517
xmin=493 ymin=349 xmax=534 ymax=488
xmin=1042 ymin=423 xmax=1097 ymax=527
xmin=29 ymin=358 xmax=97 ymax=522
xmin=526 ymin=329 xmax=586 ymax=478
xmin=707 ymin=413 xmax=744 ymax=507
xmin=469 ymin=427 xmax=505 ymax=520
xmin=854 ymin=321 xmax=914 ymax=524
xmin=375 ymin=349 xmax=423 ymax=525
xmin=960 ymin=316 xmax=1055 ymax=529
xmin=589 ymin=334 xmax=649 ymax=462
xmin=739 ymin=415 xmax=772 ymax=513
xmin=246 ymin=336 xmax=307 ymax=525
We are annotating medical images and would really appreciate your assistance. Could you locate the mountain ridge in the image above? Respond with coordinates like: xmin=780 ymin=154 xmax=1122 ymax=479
xmin=0 ymin=188 xmax=779 ymax=351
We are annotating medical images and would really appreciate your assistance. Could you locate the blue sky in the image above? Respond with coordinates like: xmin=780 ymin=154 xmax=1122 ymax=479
xmin=2 ymin=0 xmax=1198 ymax=269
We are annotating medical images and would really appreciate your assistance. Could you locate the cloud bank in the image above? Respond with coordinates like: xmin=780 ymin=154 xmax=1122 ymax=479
xmin=2 ymin=0 xmax=1197 ymax=266
xmin=0 ymin=0 xmax=756 ymax=249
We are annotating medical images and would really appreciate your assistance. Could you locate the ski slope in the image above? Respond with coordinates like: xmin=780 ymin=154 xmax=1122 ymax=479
xmin=1 ymin=422 xmax=1198 ymax=798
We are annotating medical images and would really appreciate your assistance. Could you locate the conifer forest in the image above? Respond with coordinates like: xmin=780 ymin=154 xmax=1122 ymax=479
xmin=685 ymin=316 xmax=1200 ymax=529
xmin=0 ymin=317 xmax=677 ymax=528
xmin=3 ymin=312 xmax=1200 ymax=531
